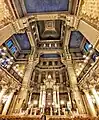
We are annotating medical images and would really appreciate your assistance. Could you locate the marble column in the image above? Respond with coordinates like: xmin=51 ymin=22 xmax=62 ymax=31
xmin=63 ymin=56 xmax=85 ymax=114
xmin=2 ymin=90 xmax=15 ymax=115
xmin=30 ymin=106 xmax=33 ymax=115
xmin=64 ymin=29 xmax=71 ymax=47
xmin=57 ymin=86 xmax=60 ymax=115
xmin=38 ymin=72 xmax=41 ymax=83
xmin=28 ymin=92 xmax=32 ymax=105
xmin=39 ymin=88 xmax=43 ymax=108
xmin=15 ymin=52 xmax=39 ymax=111
xmin=90 ymin=87 xmax=99 ymax=110
xmin=0 ymin=87 xmax=7 ymax=104
xmin=42 ymin=90 xmax=46 ymax=107
xmin=53 ymin=86 xmax=57 ymax=106
xmin=60 ymin=73 xmax=63 ymax=83
xmin=53 ymin=71 xmax=56 ymax=82
xmin=50 ymin=107 xmax=53 ymax=115
xmin=32 ymin=71 xmax=36 ymax=82
xmin=84 ymin=90 xmax=96 ymax=116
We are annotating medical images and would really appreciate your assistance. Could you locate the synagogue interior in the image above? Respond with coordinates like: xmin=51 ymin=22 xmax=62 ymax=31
xmin=0 ymin=0 xmax=99 ymax=120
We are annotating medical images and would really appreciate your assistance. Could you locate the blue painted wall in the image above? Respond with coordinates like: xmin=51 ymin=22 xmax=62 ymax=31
xmin=24 ymin=0 xmax=69 ymax=13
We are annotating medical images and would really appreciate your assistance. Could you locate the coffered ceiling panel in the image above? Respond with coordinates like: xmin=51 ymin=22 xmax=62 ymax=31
xmin=24 ymin=0 xmax=69 ymax=13
xmin=69 ymin=31 xmax=83 ymax=48
xmin=37 ymin=20 xmax=62 ymax=40
xmin=14 ymin=33 xmax=31 ymax=50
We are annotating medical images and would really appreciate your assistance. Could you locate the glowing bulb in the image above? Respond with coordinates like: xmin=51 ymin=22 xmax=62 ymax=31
xmin=48 ymin=93 xmax=51 ymax=96
xmin=96 ymin=56 xmax=99 ymax=60
xmin=3 ymin=47 xmax=6 ymax=51
xmin=60 ymin=100 xmax=64 ymax=105
xmin=44 ymin=44 xmax=46 ymax=47
xmin=9 ymin=62 xmax=13 ymax=65
xmin=88 ymin=44 xmax=92 ymax=48
xmin=48 ymin=102 xmax=51 ymax=105
xmin=48 ymin=75 xmax=51 ymax=79
xmin=84 ymin=60 xmax=88 ymax=63
xmin=16 ymin=64 xmax=19 ymax=67
xmin=90 ymin=50 xmax=93 ymax=53
xmin=83 ymin=55 xmax=86 ymax=58
xmin=20 ymin=74 xmax=23 ymax=77
xmin=49 ymin=44 xmax=51 ymax=47
xmin=86 ymin=57 xmax=90 ymax=60
xmin=55 ymin=43 xmax=57 ymax=47
xmin=10 ymin=57 xmax=13 ymax=60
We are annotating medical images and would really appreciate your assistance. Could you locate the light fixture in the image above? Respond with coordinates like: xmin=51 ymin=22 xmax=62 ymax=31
xmin=84 ymin=60 xmax=87 ymax=63
xmin=90 ymin=50 xmax=93 ymax=53
xmin=20 ymin=74 xmax=23 ymax=77
xmin=16 ymin=64 xmax=19 ymax=67
xmin=49 ymin=44 xmax=51 ymax=47
xmin=28 ymin=101 xmax=31 ymax=105
xmin=10 ymin=57 xmax=13 ymax=60
xmin=83 ymin=55 xmax=86 ymax=58
xmin=86 ymin=57 xmax=90 ymax=60
xmin=55 ymin=43 xmax=57 ymax=47
xmin=79 ymin=63 xmax=82 ymax=66
xmin=3 ymin=47 xmax=7 ymax=51
xmin=48 ymin=93 xmax=51 ymax=96
xmin=9 ymin=61 xmax=13 ymax=65
xmin=44 ymin=44 xmax=46 ymax=47
xmin=48 ymin=102 xmax=51 ymax=105
xmin=60 ymin=100 xmax=65 ymax=105
xmin=48 ymin=74 xmax=51 ymax=79
xmin=96 ymin=56 xmax=99 ymax=60
xmin=52 ymin=102 xmax=54 ymax=105
xmin=88 ymin=44 xmax=92 ymax=48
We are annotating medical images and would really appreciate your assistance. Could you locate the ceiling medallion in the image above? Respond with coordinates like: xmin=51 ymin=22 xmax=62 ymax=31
xmin=45 ymin=21 xmax=55 ymax=31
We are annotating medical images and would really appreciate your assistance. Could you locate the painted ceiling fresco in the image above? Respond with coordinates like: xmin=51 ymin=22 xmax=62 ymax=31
xmin=14 ymin=33 xmax=31 ymax=50
xmin=69 ymin=31 xmax=83 ymax=48
xmin=24 ymin=0 xmax=69 ymax=13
